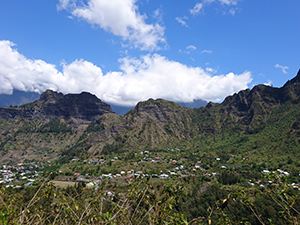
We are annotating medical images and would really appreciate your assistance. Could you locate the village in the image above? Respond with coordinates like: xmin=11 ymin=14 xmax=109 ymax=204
xmin=1 ymin=148 xmax=297 ymax=190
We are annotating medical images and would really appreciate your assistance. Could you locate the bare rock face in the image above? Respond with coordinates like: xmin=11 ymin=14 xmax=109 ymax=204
xmin=131 ymin=98 xmax=184 ymax=125
xmin=0 ymin=90 xmax=116 ymax=126
xmin=38 ymin=90 xmax=115 ymax=121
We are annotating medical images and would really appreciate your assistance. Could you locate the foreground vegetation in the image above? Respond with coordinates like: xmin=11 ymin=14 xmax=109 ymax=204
xmin=1 ymin=172 xmax=299 ymax=224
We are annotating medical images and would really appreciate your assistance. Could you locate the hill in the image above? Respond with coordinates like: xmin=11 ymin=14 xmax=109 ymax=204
xmin=0 ymin=70 xmax=299 ymax=165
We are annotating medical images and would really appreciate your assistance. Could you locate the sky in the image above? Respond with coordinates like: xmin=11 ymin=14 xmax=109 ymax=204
xmin=0 ymin=0 xmax=299 ymax=106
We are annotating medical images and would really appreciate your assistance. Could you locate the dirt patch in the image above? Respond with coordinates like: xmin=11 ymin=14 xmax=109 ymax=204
xmin=51 ymin=180 xmax=78 ymax=187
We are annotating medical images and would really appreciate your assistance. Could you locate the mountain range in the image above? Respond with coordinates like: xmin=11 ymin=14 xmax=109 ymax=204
xmin=0 ymin=90 xmax=40 ymax=107
xmin=0 ymin=69 xmax=299 ymax=164
xmin=0 ymin=91 xmax=207 ymax=115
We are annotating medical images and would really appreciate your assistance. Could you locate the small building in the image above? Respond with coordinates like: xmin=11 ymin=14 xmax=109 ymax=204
xmin=262 ymin=169 xmax=270 ymax=174
xmin=86 ymin=182 xmax=95 ymax=188
xmin=159 ymin=174 xmax=169 ymax=179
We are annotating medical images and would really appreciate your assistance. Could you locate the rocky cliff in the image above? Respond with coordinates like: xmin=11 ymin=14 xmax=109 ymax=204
xmin=0 ymin=90 xmax=115 ymax=127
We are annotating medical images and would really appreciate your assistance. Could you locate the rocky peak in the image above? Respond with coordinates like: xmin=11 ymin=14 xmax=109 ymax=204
xmin=280 ymin=69 xmax=300 ymax=89
xmin=280 ymin=69 xmax=300 ymax=103
xmin=39 ymin=91 xmax=115 ymax=122
xmin=39 ymin=89 xmax=63 ymax=103
xmin=0 ymin=90 xmax=116 ymax=126
xmin=132 ymin=98 xmax=184 ymax=125
xmin=203 ymin=69 xmax=300 ymax=129
xmin=289 ymin=69 xmax=300 ymax=84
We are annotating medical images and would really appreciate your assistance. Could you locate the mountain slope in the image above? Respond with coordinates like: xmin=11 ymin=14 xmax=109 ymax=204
xmin=0 ymin=90 xmax=115 ymax=127
xmin=0 ymin=70 xmax=299 ymax=164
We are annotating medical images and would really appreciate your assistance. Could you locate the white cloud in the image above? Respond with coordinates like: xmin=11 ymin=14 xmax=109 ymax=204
xmin=0 ymin=40 xmax=252 ymax=106
xmin=190 ymin=0 xmax=241 ymax=16
xmin=190 ymin=3 xmax=203 ymax=15
xmin=179 ymin=45 xmax=197 ymax=54
xmin=175 ymin=17 xmax=188 ymax=27
xmin=186 ymin=45 xmax=197 ymax=51
xmin=153 ymin=8 xmax=163 ymax=23
xmin=264 ymin=80 xmax=272 ymax=86
xmin=56 ymin=0 xmax=74 ymax=11
xmin=205 ymin=67 xmax=217 ymax=73
xmin=275 ymin=64 xmax=289 ymax=74
xmin=0 ymin=40 xmax=102 ymax=95
xmin=57 ymin=0 xmax=165 ymax=51
xmin=203 ymin=0 xmax=215 ymax=4
xmin=229 ymin=8 xmax=236 ymax=15
xmin=201 ymin=50 xmax=213 ymax=54
xmin=218 ymin=0 xmax=239 ymax=6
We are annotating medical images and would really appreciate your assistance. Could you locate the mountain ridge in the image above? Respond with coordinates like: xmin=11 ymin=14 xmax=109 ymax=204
xmin=0 ymin=90 xmax=115 ymax=128
xmin=0 ymin=69 xmax=299 ymax=163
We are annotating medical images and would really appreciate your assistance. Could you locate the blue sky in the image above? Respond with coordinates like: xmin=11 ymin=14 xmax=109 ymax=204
xmin=0 ymin=0 xmax=299 ymax=106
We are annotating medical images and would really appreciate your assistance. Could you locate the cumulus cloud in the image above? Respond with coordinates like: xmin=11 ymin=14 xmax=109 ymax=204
xmin=275 ymin=64 xmax=289 ymax=74
xmin=57 ymin=0 xmax=165 ymax=51
xmin=0 ymin=40 xmax=252 ymax=106
xmin=0 ymin=40 xmax=103 ymax=95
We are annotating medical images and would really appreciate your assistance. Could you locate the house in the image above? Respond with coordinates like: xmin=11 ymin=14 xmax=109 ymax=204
xmin=277 ymin=169 xmax=290 ymax=176
xmin=262 ymin=169 xmax=270 ymax=174
xmin=159 ymin=174 xmax=169 ymax=179
xmin=24 ymin=182 xmax=33 ymax=187
xmin=86 ymin=182 xmax=95 ymax=188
